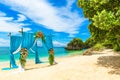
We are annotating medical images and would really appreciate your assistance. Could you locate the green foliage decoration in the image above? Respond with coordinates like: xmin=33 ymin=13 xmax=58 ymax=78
xmin=48 ymin=49 xmax=54 ymax=65
xmin=19 ymin=48 xmax=28 ymax=69
xmin=49 ymin=54 xmax=54 ymax=65
xmin=35 ymin=31 xmax=45 ymax=42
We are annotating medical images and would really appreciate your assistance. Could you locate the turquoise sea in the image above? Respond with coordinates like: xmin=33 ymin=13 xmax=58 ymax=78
xmin=0 ymin=47 xmax=84 ymax=62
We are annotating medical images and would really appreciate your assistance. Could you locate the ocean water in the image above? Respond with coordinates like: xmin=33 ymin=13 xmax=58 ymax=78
xmin=0 ymin=47 xmax=83 ymax=62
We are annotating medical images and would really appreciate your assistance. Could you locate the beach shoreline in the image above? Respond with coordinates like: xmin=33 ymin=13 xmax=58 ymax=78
xmin=1 ymin=49 xmax=120 ymax=80
xmin=0 ymin=49 xmax=84 ymax=67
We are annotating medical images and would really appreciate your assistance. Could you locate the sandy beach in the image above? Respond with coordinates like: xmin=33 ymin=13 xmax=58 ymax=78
xmin=0 ymin=49 xmax=120 ymax=80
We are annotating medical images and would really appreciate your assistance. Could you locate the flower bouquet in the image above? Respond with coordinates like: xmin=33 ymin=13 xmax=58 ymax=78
xmin=48 ymin=48 xmax=54 ymax=65
xmin=35 ymin=31 xmax=45 ymax=42
xmin=19 ymin=48 xmax=28 ymax=69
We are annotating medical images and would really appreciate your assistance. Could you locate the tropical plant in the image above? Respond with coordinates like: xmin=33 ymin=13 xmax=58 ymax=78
xmin=93 ymin=43 xmax=104 ymax=51
xmin=77 ymin=0 xmax=120 ymax=51
xmin=66 ymin=38 xmax=84 ymax=50
xmin=84 ymin=37 xmax=96 ymax=48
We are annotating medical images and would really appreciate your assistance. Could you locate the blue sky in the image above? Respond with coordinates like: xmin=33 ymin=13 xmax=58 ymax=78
xmin=0 ymin=0 xmax=90 ymax=47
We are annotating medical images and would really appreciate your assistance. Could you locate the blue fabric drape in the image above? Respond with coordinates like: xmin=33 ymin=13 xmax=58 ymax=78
xmin=30 ymin=41 xmax=41 ymax=64
xmin=10 ymin=36 xmax=22 ymax=53
xmin=21 ymin=32 xmax=34 ymax=49
xmin=21 ymin=32 xmax=41 ymax=64
xmin=34 ymin=42 xmax=41 ymax=64
xmin=44 ymin=35 xmax=53 ymax=50
xmin=10 ymin=36 xmax=22 ymax=68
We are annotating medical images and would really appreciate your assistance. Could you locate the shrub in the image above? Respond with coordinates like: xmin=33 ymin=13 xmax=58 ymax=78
xmin=93 ymin=43 xmax=104 ymax=51
xmin=113 ymin=44 xmax=120 ymax=51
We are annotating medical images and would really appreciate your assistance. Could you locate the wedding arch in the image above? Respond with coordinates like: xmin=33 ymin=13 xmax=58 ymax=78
xmin=9 ymin=29 xmax=54 ymax=68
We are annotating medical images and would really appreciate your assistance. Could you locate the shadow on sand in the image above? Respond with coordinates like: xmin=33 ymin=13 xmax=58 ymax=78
xmin=25 ymin=63 xmax=58 ymax=71
xmin=97 ymin=55 xmax=120 ymax=75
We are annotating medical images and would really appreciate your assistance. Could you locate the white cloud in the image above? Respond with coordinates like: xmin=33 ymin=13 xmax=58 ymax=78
xmin=0 ymin=38 xmax=9 ymax=46
xmin=81 ymin=32 xmax=89 ymax=35
xmin=16 ymin=14 xmax=27 ymax=22
xmin=0 ymin=11 xmax=31 ymax=32
xmin=66 ymin=0 xmax=75 ymax=9
xmin=53 ymin=41 xmax=67 ymax=47
xmin=0 ymin=11 xmax=6 ymax=16
xmin=0 ymin=0 xmax=87 ymax=36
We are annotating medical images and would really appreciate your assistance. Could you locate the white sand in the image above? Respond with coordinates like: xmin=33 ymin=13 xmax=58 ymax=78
xmin=0 ymin=49 xmax=120 ymax=80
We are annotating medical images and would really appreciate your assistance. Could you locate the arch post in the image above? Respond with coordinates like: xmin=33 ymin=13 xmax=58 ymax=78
xmin=35 ymin=42 xmax=41 ymax=64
